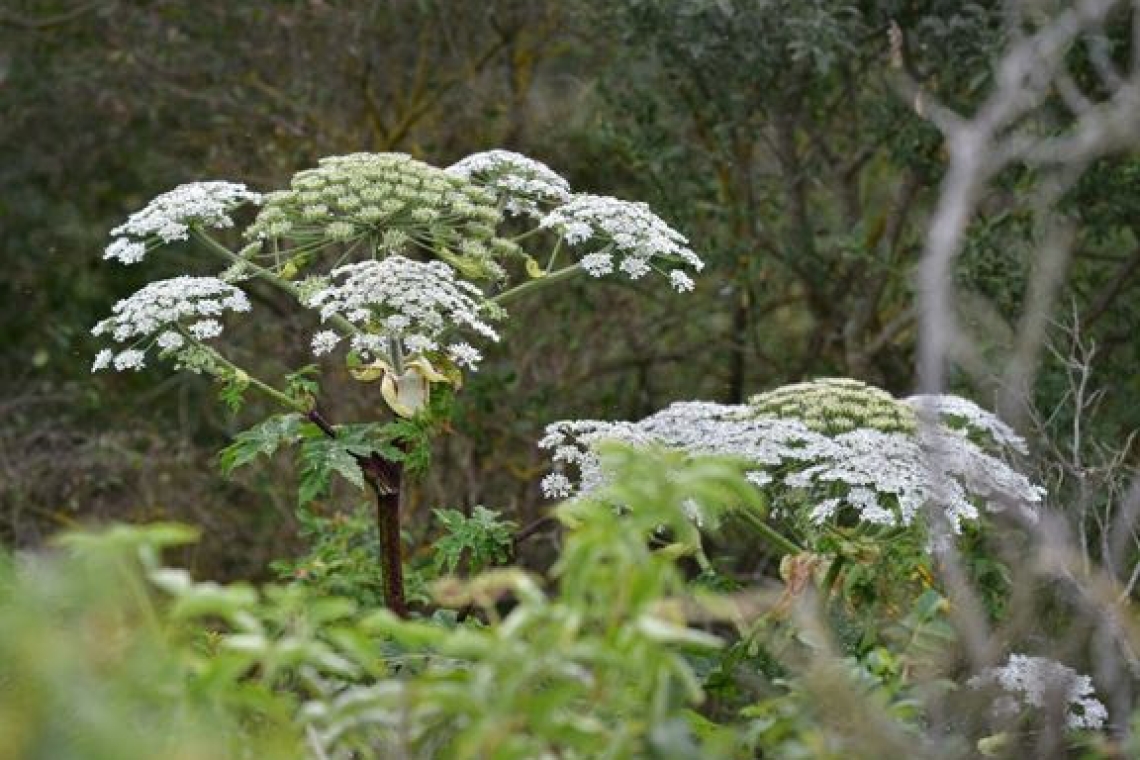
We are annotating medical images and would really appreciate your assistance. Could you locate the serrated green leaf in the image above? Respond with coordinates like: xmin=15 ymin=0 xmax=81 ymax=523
xmin=431 ymin=505 xmax=516 ymax=575
xmin=218 ymin=369 xmax=250 ymax=413
xmin=286 ymin=364 xmax=321 ymax=405
xmin=298 ymin=437 xmax=367 ymax=505
xmin=218 ymin=413 xmax=306 ymax=476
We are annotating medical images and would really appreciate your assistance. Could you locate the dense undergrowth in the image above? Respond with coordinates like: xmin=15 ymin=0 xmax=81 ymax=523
xmin=6 ymin=2 xmax=1140 ymax=758
xmin=2 ymin=441 xmax=1128 ymax=759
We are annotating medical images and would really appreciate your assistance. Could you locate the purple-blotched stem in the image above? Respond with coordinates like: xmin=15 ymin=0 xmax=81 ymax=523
xmin=307 ymin=409 xmax=408 ymax=617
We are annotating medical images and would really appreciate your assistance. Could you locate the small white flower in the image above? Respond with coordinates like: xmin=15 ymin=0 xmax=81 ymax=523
xmin=311 ymin=330 xmax=341 ymax=357
xmin=969 ymin=654 xmax=1107 ymax=731
xmin=404 ymin=334 xmax=438 ymax=355
xmin=113 ymin=349 xmax=146 ymax=371
xmin=91 ymin=276 xmax=250 ymax=372
xmin=669 ymin=270 xmax=695 ymax=293
xmin=907 ymin=394 xmax=1030 ymax=454
xmin=188 ymin=320 xmax=223 ymax=340
xmin=580 ymin=252 xmax=615 ymax=277
xmin=561 ymin=221 xmax=593 ymax=245
xmin=305 ymin=255 xmax=498 ymax=366
xmin=156 ymin=331 xmax=185 ymax=351
xmin=384 ymin=314 xmax=411 ymax=333
xmin=541 ymin=472 xmax=574 ymax=499
xmin=540 ymin=193 xmax=703 ymax=287
xmin=104 ymin=238 xmax=147 ymax=265
xmin=351 ymin=333 xmax=387 ymax=358
xmin=447 ymin=342 xmax=482 ymax=370
xmin=92 ymin=349 xmax=114 ymax=372
xmin=619 ymin=257 xmax=651 ymax=279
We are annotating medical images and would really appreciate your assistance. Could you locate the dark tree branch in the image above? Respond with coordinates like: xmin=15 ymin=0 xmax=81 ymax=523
xmin=0 ymin=1 xmax=104 ymax=30
xmin=1082 ymin=241 xmax=1140 ymax=329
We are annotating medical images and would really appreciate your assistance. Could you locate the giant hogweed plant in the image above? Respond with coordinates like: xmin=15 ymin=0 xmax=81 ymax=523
xmin=541 ymin=378 xmax=1046 ymax=612
xmin=91 ymin=150 xmax=704 ymax=616
xmin=537 ymin=380 xmax=1121 ymax=748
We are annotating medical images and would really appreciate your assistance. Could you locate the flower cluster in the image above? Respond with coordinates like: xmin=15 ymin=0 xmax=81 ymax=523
xmin=304 ymin=255 xmax=499 ymax=368
xmin=968 ymin=654 xmax=1107 ymax=730
xmin=247 ymin=153 xmax=519 ymax=281
xmin=908 ymin=393 xmax=1029 ymax=454
xmin=446 ymin=150 xmax=571 ymax=219
xmin=91 ymin=276 xmax=251 ymax=371
xmin=539 ymin=194 xmax=704 ymax=292
xmin=105 ymin=182 xmax=262 ymax=265
xmin=539 ymin=379 xmax=1043 ymax=540
xmin=751 ymin=377 xmax=916 ymax=435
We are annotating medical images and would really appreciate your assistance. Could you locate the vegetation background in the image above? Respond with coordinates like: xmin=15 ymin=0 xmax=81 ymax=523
xmin=4 ymin=0 xmax=1137 ymax=577
xmin=4 ymin=2 xmax=1140 ymax=755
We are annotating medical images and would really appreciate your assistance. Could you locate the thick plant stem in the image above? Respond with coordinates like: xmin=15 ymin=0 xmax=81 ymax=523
xmin=360 ymin=453 xmax=408 ymax=618
xmin=308 ymin=410 xmax=408 ymax=617
xmin=735 ymin=508 xmax=803 ymax=556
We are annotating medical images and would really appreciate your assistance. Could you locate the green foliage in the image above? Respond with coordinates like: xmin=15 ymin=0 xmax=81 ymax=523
xmin=0 ymin=524 xmax=303 ymax=759
xmin=10 ymin=1 xmax=1140 ymax=755
xmin=219 ymin=414 xmax=435 ymax=505
xmin=284 ymin=364 xmax=321 ymax=407
xmin=3 ymin=440 xmax=1131 ymax=758
xmin=272 ymin=503 xmax=434 ymax=610
xmin=217 ymin=367 xmax=251 ymax=413
xmin=272 ymin=504 xmax=386 ymax=607
xmin=0 ymin=449 xmax=754 ymax=759
xmin=431 ymin=505 xmax=517 ymax=575
xmin=297 ymin=427 xmax=371 ymax=505
xmin=218 ymin=412 xmax=306 ymax=475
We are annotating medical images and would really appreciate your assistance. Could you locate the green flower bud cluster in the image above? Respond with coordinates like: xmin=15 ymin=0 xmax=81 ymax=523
xmin=246 ymin=153 xmax=520 ymax=281
xmin=748 ymin=377 xmax=917 ymax=436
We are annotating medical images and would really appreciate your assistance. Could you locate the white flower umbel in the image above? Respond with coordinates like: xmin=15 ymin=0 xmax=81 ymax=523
xmin=105 ymin=181 xmax=261 ymax=264
xmin=304 ymin=255 xmax=499 ymax=367
xmin=91 ymin=276 xmax=252 ymax=371
xmin=539 ymin=379 xmax=1043 ymax=543
xmin=446 ymin=150 xmax=571 ymax=219
xmin=311 ymin=330 xmax=342 ymax=357
xmin=968 ymin=654 xmax=1107 ymax=730
xmin=446 ymin=342 xmax=482 ymax=370
xmin=907 ymin=394 xmax=1029 ymax=454
xmin=539 ymin=194 xmax=704 ymax=292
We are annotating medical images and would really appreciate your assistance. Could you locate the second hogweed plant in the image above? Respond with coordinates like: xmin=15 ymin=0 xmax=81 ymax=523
xmin=91 ymin=150 xmax=705 ymax=616
xmin=541 ymin=378 xmax=1045 ymax=571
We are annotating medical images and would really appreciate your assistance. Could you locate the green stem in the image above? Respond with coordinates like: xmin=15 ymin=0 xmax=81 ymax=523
xmin=822 ymin=556 xmax=846 ymax=597
xmin=508 ymin=225 xmax=547 ymax=245
xmin=198 ymin=342 xmax=308 ymax=413
xmin=544 ymin=237 xmax=563 ymax=274
xmin=192 ymin=228 xmax=301 ymax=297
xmin=117 ymin=556 xmax=165 ymax=640
xmin=196 ymin=228 xmax=583 ymax=327
xmin=193 ymin=230 xmax=409 ymax=616
xmin=386 ymin=337 xmax=404 ymax=374
xmin=191 ymin=228 xmax=360 ymax=337
xmin=734 ymin=508 xmax=803 ymax=556
xmin=491 ymin=263 xmax=585 ymax=307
